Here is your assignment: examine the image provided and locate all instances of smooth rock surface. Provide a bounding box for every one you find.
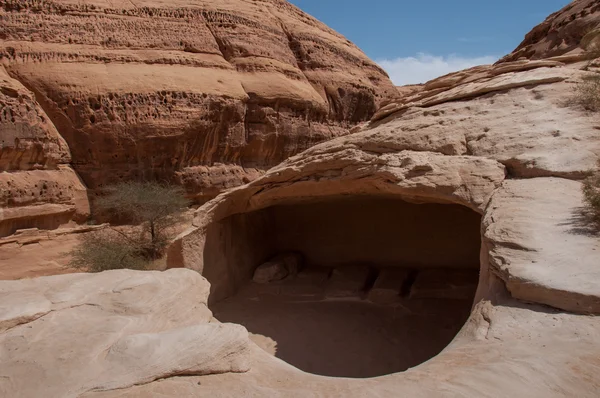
[86,294,600,397]
[0,269,251,398]
[370,63,600,179]
[484,178,600,314]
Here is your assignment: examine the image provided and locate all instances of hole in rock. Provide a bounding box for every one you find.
[207,196,481,378]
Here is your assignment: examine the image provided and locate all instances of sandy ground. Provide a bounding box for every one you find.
[212,283,473,378]
[0,210,194,280]
[0,233,80,279]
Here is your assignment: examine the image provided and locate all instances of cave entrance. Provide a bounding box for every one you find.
[206,196,481,378]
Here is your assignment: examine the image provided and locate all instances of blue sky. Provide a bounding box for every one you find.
[288,0,571,85]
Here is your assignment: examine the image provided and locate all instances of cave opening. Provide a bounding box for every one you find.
[206,196,481,378]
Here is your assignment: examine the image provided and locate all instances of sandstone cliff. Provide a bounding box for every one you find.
[0,65,89,237]
[2,1,600,397]
[0,0,396,235]
[500,0,600,62]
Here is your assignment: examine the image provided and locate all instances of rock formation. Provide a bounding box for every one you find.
[2,0,600,396]
[0,0,396,215]
[500,0,600,62]
[0,269,251,398]
[0,65,89,237]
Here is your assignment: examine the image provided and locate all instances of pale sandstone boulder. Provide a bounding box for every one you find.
[0,269,251,398]
[253,252,302,284]
[484,178,600,314]
[81,297,600,398]
[369,63,600,179]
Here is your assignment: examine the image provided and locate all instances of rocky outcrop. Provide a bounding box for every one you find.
[484,178,600,314]
[157,50,600,394]
[0,65,89,237]
[3,1,600,397]
[0,269,251,398]
[369,60,600,179]
[168,55,600,313]
[0,0,396,204]
[500,0,600,62]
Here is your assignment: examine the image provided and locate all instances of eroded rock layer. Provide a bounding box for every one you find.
[0,65,89,237]
[500,0,600,62]
[0,0,396,203]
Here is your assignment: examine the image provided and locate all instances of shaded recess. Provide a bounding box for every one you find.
[206,196,481,378]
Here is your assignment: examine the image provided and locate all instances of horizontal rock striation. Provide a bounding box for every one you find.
[0,65,89,237]
[500,0,600,62]
[0,0,396,203]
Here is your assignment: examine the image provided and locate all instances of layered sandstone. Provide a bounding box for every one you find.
[169,56,600,312]
[2,1,600,397]
[500,0,600,62]
[153,5,600,393]
[0,65,89,237]
[0,0,396,204]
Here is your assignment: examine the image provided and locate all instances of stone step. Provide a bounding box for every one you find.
[367,269,412,304]
[409,269,478,300]
[325,265,374,299]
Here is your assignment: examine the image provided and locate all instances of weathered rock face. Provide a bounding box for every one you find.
[0,65,89,237]
[500,0,600,62]
[171,53,600,310]
[370,60,600,179]
[0,0,396,204]
[3,2,600,397]
[159,9,600,393]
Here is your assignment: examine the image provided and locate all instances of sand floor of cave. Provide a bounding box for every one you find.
[212,277,474,378]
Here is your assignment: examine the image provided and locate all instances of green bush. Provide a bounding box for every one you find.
[69,181,189,272]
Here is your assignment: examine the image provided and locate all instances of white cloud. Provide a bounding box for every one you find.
[376,53,499,86]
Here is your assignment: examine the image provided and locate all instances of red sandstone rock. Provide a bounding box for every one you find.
[0,0,396,204]
[0,66,89,237]
[500,0,600,62]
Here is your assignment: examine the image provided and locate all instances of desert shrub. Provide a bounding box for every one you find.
[583,160,600,225]
[95,181,189,257]
[69,229,149,272]
[69,181,189,272]
[572,74,600,111]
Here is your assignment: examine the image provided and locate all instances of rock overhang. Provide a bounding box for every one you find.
[168,58,600,317]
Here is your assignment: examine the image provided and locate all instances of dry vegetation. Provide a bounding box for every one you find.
[69,181,189,272]
[583,160,600,226]
[572,74,600,111]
